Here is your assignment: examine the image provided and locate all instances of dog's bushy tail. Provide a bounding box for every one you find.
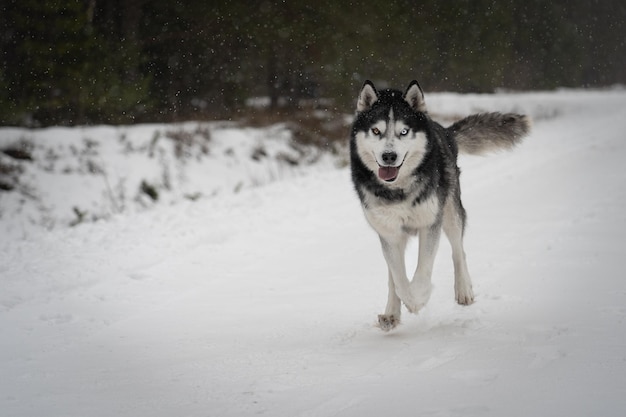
[447,112,531,155]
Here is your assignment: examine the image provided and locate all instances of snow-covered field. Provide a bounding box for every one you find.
[1,89,626,416]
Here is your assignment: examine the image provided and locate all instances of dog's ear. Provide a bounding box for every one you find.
[404,80,426,112]
[357,80,378,112]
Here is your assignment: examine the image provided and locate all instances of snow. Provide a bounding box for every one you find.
[1,89,626,416]
[0,121,340,236]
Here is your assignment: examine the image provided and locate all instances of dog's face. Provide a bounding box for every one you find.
[353,81,430,188]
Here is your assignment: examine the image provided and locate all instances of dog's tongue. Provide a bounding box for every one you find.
[378,166,399,181]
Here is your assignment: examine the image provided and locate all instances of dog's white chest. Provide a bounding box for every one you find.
[362,192,439,238]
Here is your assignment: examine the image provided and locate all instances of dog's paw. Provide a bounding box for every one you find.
[402,300,417,314]
[455,285,475,305]
[403,282,432,314]
[378,314,400,331]
[402,298,427,314]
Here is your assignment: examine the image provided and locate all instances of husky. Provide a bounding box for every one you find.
[350,80,530,331]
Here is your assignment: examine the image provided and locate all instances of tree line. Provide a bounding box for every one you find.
[1,0,625,127]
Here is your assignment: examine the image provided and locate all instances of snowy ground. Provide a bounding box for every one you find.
[1,89,626,416]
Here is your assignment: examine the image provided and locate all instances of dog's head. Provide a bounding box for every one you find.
[352,80,430,186]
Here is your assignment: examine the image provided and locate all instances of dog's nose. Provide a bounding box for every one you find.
[381,151,397,165]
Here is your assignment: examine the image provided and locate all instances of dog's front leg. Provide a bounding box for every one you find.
[378,269,402,331]
[408,225,442,312]
[379,236,422,315]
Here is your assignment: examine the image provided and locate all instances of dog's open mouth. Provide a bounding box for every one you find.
[378,166,399,182]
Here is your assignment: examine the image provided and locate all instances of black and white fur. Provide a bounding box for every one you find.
[350,80,530,331]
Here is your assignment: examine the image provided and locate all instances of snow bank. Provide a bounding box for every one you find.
[0,121,341,237]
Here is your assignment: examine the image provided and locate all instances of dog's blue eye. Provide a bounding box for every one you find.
[371,127,381,136]
[400,128,409,136]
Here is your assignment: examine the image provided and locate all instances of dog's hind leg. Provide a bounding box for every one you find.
[443,202,474,305]
[378,269,402,331]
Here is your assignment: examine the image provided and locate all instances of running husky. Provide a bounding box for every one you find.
[350,80,530,331]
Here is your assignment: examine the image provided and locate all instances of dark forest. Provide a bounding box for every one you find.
[1,0,625,126]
